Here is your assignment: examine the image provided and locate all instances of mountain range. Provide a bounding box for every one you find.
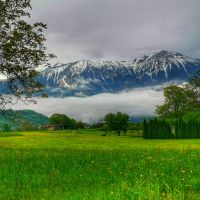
[1,50,200,97]
[38,50,200,97]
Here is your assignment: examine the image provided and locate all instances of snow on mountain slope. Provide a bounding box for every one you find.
[131,51,199,78]
[30,50,200,96]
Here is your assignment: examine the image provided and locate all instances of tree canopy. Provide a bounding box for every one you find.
[156,71,200,120]
[187,70,200,100]
[49,114,77,130]
[104,112,129,136]
[0,0,54,109]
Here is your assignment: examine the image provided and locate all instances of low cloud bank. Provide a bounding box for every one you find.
[9,87,164,123]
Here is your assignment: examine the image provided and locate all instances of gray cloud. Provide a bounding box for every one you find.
[30,0,200,62]
[8,87,164,123]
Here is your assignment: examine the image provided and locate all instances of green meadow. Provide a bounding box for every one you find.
[0,130,200,200]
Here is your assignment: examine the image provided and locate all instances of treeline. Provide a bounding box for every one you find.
[48,112,143,136]
[49,114,88,130]
[48,112,132,135]
[150,70,200,139]
[143,118,200,139]
[0,120,44,132]
[143,119,172,139]
[175,119,200,139]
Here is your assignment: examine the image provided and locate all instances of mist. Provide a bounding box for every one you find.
[9,87,164,123]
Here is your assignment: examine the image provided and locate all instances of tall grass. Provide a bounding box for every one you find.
[0,148,200,200]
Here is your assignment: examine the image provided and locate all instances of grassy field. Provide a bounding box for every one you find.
[0,130,200,200]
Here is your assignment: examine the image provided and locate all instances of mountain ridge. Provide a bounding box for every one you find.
[37,50,200,97]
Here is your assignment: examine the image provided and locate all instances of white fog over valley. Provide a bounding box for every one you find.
[9,87,164,123]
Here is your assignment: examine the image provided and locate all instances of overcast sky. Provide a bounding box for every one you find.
[30,0,200,63]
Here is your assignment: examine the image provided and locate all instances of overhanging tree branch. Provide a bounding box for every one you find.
[0,0,55,110]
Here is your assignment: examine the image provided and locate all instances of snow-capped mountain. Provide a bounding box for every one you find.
[37,50,200,97]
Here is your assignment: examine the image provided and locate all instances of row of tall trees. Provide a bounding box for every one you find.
[143,119,200,139]
[175,119,200,139]
[143,119,172,139]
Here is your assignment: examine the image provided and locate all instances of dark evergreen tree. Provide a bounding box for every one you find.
[143,118,172,139]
